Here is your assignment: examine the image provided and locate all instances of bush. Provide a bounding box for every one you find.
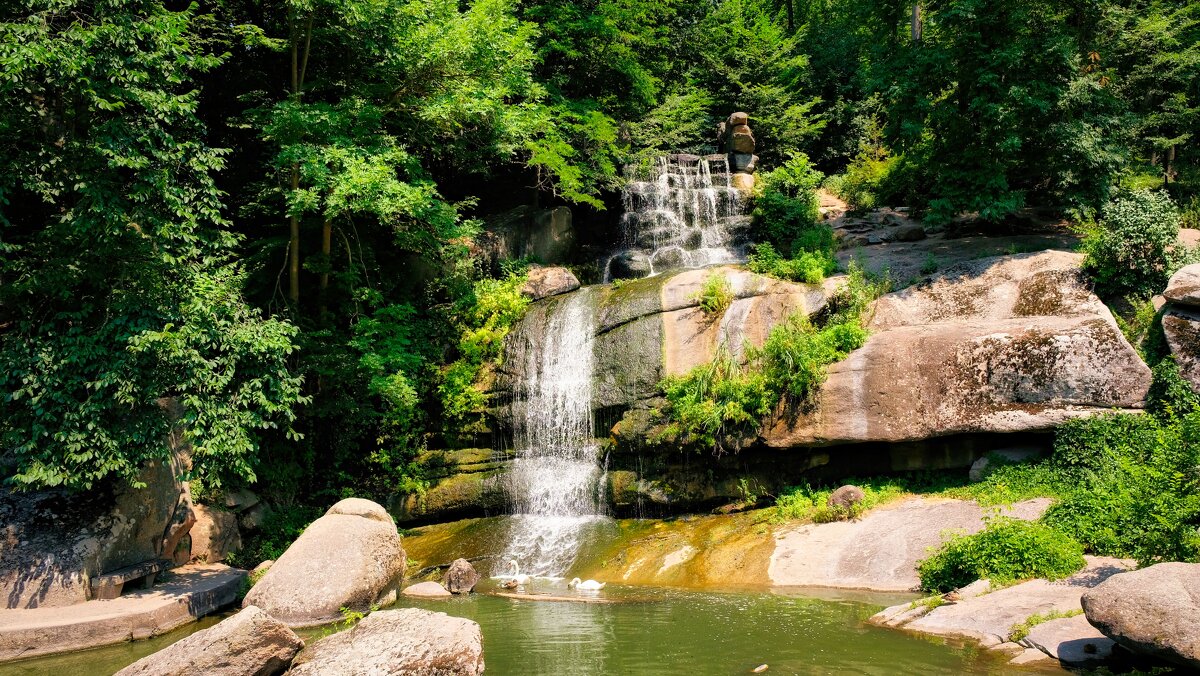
[747,242,831,284]
[1080,189,1183,298]
[756,313,866,406]
[693,271,734,315]
[659,351,774,453]
[753,154,825,253]
[917,518,1086,592]
[776,480,908,523]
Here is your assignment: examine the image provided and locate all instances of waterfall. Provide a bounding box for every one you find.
[502,288,606,577]
[606,154,751,280]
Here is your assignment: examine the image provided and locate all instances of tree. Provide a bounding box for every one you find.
[0,0,305,490]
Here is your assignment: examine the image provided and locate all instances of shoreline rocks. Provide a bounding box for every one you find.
[114,605,303,676]
[289,609,484,676]
[242,498,406,627]
[1081,562,1200,669]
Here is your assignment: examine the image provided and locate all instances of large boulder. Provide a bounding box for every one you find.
[289,609,484,676]
[521,266,580,301]
[114,605,303,676]
[1163,263,1200,306]
[765,251,1151,446]
[242,498,405,627]
[189,504,241,564]
[1162,307,1200,393]
[443,558,480,594]
[0,451,192,609]
[1081,562,1200,669]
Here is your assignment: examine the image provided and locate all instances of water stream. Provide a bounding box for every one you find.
[501,288,606,577]
[606,154,751,279]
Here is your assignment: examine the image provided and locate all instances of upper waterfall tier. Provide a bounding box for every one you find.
[607,154,752,280]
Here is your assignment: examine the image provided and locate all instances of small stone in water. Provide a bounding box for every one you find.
[752,665,768,673]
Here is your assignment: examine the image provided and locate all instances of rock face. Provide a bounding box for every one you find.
[521,266,580,301]
[475,206,576,267]
[765,251,1151,447]
[189,504,241,564]
[114,605,303,676]
[0,451,193,609]
[443,558,480,594]
[242,498,405,627]
[1160,265,1200,393]
[1081,562,1200,669]
[389,448,507,524]
[289,609,484,676]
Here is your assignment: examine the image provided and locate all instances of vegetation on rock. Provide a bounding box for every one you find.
[917,518,1087,593]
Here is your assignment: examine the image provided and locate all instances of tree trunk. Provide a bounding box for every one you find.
[911,4,922,42]
[1165,144,1175,186]
[319,217,332,316]
[284,13,314,308]
[785,0,794,33]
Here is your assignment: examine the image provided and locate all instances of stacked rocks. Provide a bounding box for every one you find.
[718,111,758,192]
[1161,264,1200,393]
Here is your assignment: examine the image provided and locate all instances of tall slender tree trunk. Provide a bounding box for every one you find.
[285,14,314,308]
[785,0,794,33]
[319,217,332,316]
[911,4,922,42]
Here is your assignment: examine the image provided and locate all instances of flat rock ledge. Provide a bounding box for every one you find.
[871,556,1131,668]
[769,496,1052,591]
[0,564,244,663]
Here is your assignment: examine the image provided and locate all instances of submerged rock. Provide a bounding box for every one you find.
[242,498,405,627]
[443,558,480,595]
[114,605,302,676]
[1081,562,1200,669]
[402,581,452,598]
[289,609,484,676]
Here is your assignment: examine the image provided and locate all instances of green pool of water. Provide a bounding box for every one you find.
[0,583,1058,675]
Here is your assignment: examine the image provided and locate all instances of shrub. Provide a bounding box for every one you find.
[1080,189,1182,298]
[753,154,825,253]
[775,480,908,523]
[693,271,734,315]
[917,518,1086,592]
[747,242,831,284]
[757,313,866,406]
[659,350,774,453]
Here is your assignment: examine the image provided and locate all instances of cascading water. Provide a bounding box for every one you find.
[606,154,751,280]
[501,288,606,577]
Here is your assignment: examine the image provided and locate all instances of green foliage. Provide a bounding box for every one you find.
[753,155,828,255]
[1081,190,1185,298]
[1115,296,1166,363]
[1009,609,1082,643]
[438,272,531,436]
[747,242,830,285]
[917,518,1086,593]
[226,504,320,569]
[757,313,866,406]
[0,0,305,490]
[775,481,908,523]
[693,272,734,316]
[659,351,774,453]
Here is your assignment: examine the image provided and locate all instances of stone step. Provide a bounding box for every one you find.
[0,563,245,663]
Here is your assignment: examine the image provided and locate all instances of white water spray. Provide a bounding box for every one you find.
[606,154,751,279]
[501,288,606,577]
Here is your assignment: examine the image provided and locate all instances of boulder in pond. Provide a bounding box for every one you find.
[443,558,480,594]
[289,609,484,676]
[242,498,405,627]
[1081,562,1200,669]
[114,605,303,676]
[521,266,580,301]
